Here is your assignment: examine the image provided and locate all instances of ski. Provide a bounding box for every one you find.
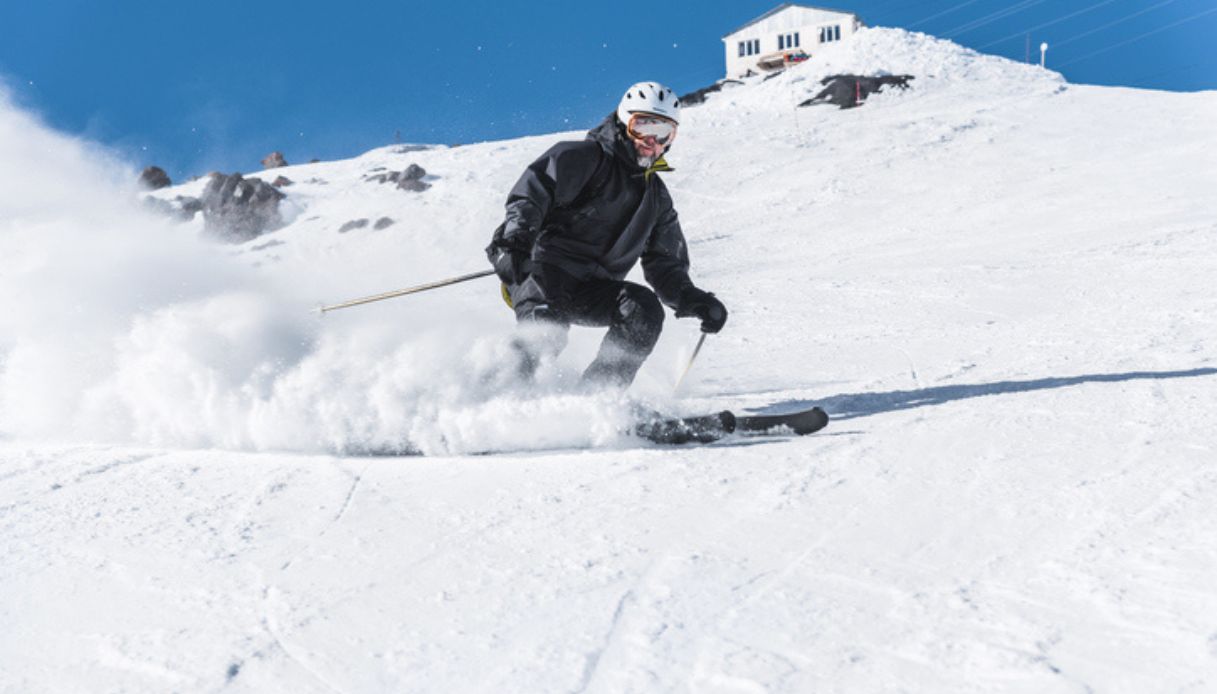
[634,406,829,444]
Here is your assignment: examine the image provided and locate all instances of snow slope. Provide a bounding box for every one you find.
[3,28,1217,692]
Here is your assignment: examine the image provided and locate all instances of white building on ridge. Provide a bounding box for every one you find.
[722,4,864,78]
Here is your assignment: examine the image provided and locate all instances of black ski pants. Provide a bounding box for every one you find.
[510,263,665,387]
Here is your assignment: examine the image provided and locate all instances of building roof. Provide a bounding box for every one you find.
[722,3,858,39]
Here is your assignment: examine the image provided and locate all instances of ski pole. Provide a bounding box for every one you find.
[317,269,496,314]
[674,332,708,392]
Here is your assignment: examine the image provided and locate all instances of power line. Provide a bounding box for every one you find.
[907,0,985,29]
[1052,0,1179,50]
[1057,6,1217,68]
[942,0,1053,38]
[977,0,1121,50]
[860,0,926,17]
[942,0,1042,36]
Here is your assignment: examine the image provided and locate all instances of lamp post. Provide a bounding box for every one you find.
[1040,42,1049,68]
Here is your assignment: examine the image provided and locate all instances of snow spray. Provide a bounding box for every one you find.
[0,90,634,455]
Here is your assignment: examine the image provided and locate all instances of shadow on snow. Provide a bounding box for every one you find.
[757,367,1217,421]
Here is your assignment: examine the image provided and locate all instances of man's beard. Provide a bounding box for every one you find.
[636,153,659,168]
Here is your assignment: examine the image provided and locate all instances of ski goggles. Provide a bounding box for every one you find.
[627,114,678,145]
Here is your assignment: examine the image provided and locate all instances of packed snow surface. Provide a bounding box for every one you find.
[2,28,1216,692]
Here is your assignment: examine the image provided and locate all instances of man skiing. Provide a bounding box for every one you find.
[486,81,727,388]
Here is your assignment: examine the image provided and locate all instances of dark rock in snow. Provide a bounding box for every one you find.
[180,196,203,213]
[679,79,743,107]
[397,178,430,192]
[200,173,286,242]
[261,151,288,169]
[338,218,369,233]
[373,216,395,230]
[143,194,203,221]
[799,74,915,109]
[139,166,172,190]
[250,239,285,251]
[272,175,293,187]
[365,164,431,192]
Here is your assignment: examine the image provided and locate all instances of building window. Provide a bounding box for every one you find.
[835,25,841,41]
[820,25,841,43]
[778,35,785,50]
[752,39,760,55]
[739,41,745,57]
[779,32,800,50]
[794,32,800,47]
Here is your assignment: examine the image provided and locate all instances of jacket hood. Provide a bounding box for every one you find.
[587,114,646,172]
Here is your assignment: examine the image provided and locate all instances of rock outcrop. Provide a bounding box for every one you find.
[200,173,286,242]
[678,79,743,107]
[338,219,368,233]
[261,151,288,169]
[139,166,172,190]
[143,195,201,221]
[799,74,915,109]
[364,164,431,192]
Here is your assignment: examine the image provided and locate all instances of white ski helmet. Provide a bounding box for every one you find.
[616,81,681,127]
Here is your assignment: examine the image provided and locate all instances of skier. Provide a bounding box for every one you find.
[486,81,727,388]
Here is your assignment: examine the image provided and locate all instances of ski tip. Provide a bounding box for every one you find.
[735,405,829,436]
[792,407,829,435]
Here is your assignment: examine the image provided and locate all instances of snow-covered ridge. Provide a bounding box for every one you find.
[808,27,1059,85]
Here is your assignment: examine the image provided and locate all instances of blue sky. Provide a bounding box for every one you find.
[1,0,1212,178]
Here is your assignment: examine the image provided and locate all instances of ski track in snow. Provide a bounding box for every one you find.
[3,26,1217,693]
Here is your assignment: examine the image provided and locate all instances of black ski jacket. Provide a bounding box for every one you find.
[493,114,693,308]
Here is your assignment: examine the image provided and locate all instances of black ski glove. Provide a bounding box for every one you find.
[676,286,728,334]
[489,244,531,286]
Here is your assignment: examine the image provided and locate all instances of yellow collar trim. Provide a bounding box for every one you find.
[644,157,673,181]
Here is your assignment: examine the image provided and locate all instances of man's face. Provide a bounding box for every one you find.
[632,134,666,160]
[626,114,677,162]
